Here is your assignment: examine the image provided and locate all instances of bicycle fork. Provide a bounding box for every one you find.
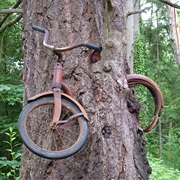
[51,61,63,128]
[51,61,85,129]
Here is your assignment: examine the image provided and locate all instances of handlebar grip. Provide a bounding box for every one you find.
[85,42,102,51]
[32,25,46,33]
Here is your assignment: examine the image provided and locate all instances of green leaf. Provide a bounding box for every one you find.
[3,141,10,145]
[9,127,13,133]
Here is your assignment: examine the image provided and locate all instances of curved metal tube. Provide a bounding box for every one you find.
[32,25,102,52]
[127,74,164,132]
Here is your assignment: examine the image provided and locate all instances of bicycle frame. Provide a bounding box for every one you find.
[27,24,102,128]
[28,58,89,128]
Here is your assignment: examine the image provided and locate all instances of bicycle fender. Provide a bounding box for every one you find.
[28,91,54,102]
[28,91,89,121]
[127,74,164,109]
[127,74,164,132]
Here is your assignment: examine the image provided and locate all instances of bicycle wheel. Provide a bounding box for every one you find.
[18,95,88,159]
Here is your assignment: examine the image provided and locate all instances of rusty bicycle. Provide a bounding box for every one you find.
[18,25,163,160]
[18,25,102,159]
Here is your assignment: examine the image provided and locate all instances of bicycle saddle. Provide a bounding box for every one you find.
[127,74,164,132]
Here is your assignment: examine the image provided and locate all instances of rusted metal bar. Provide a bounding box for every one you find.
[53,62,63,89]
[127,74,164,132]
[32,25,102,52]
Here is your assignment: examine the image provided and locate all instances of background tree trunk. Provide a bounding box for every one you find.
[20,0,151,179]
[166,1,180,68]
[126,0,140,73]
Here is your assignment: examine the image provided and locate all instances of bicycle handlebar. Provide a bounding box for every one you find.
[32,25,46,33]
[32,25,102,52]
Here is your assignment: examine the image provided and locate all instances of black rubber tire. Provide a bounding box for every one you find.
[18,96,88,159]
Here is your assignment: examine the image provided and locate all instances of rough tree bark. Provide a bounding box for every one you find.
[20,0,151,179]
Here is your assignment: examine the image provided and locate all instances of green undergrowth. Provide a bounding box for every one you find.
[148,154,180,180]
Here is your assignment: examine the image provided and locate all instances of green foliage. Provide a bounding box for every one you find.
[0,83,23,135]
[0,0,17,8]
[134,34,147,75]
[0,127,22,180]
[0,84,23,105]
[0,2,23,179]
[134,0,180,173]
[177,10,180,23]
[162,128,180,169]
[148,154,180,180]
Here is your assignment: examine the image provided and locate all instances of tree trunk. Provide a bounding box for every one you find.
[20,0,151,179]
[167,121,172,161]
[126,0,140,73]
[166,1,180,68]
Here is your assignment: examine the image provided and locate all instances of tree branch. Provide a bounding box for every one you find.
[12,0,22,8]
[0,9,23,14]
[0,0,22,27]
[159,0,180,9]
[127,9,146,17]
[0,14,22,33]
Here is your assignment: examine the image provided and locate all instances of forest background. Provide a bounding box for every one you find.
[0,0,180,179]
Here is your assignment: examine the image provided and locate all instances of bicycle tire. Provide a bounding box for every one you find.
[18,95,88,159]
